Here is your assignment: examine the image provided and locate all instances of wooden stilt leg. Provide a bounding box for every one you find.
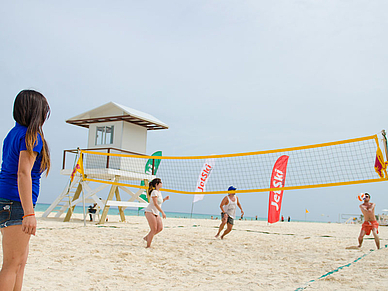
[115,188,126,222]
[64,182,83,222]
[99,176,119,224]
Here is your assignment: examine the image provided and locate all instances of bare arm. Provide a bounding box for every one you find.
[360,203,375,213]
[220,196,228,213]
[359,204,367,215]
[359,203,377,222]
[237,197,244,216]
[18,150,37,235]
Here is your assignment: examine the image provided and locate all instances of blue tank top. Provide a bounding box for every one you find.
[0,123,43,204]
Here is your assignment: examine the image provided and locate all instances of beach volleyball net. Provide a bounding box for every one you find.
[76,133,388,195]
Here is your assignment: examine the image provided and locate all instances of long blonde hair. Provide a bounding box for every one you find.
[147,178,162,201]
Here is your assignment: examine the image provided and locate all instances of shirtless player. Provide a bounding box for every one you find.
[358,193,380,249]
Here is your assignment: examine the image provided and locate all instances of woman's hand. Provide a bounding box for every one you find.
[22,215,37,235]
[163,195,170,202]
[161,211,166,219]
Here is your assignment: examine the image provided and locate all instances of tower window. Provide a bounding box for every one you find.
[95,126,114,145]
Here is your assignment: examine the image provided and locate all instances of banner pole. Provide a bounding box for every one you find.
[190,202,194,219]
[82,181,86,227]
[77,148,86,227]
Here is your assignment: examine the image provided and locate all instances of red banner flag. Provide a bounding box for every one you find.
[70,155,84,183]
[375,146,387,179]
[268,155,289,224]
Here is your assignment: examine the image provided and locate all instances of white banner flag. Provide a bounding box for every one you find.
[193,158,215,203]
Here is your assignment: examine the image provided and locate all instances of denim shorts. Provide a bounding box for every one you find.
[0,198,25,228]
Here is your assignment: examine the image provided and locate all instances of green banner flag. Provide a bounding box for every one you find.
[139,151,162,203]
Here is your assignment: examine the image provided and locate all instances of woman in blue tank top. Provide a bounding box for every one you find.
[0,90,50,290]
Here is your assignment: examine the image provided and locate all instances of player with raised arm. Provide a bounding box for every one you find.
[358,193,380,249]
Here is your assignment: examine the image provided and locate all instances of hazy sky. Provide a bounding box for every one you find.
[1,1,387,222]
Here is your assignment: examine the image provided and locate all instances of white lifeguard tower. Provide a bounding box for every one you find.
[43,102,168,223]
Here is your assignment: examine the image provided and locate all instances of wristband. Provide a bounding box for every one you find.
[22,213,35,219]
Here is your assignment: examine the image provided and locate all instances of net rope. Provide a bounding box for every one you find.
[77,134,387,195]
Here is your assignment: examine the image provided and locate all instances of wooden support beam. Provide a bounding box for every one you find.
[144,179,149,187]
[63,182,83,222]
[98,176,119,224]
[115,187,126,222]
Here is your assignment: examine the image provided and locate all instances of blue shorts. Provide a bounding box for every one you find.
[0,198,26,228]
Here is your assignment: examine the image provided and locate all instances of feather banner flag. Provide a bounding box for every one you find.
[268,155,289,223]
[139,151,162,203]
[193,158,215,203]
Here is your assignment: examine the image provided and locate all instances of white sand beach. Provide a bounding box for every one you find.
[2,212,387,291]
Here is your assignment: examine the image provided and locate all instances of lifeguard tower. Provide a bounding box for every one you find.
[43,102,168,223]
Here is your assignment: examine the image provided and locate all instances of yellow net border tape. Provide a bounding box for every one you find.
[80,134,379,160]
[77,134,388,195]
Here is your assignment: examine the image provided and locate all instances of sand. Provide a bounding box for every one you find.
[1,212,387,290]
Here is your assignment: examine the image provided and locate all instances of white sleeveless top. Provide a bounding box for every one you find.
[144,190,163,216]
[224,195,238,219]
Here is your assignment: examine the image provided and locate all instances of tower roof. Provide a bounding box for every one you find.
[66,101,168,130]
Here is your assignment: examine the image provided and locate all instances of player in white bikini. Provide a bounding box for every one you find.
[143,178,170,248]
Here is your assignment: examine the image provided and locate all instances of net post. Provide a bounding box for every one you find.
[106,148,110,168]
[62,150,66,170]
[382,130,388,163]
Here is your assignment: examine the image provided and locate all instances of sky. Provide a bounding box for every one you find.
[0,1,387,222]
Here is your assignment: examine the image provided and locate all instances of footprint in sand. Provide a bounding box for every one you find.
[345,246,360,250]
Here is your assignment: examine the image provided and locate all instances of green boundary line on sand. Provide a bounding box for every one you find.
[295,244,388,290]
